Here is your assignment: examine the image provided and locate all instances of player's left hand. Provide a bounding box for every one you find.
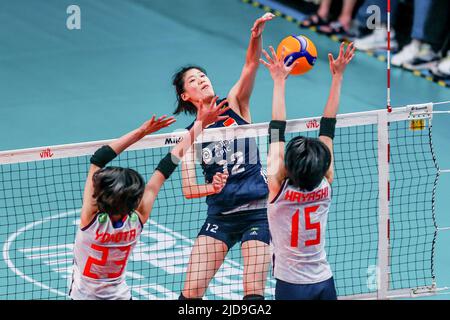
[251,12,275,38]
[328,42,355,77]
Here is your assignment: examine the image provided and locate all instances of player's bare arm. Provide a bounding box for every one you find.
[138,97,230,223]
[260,45,297,201]
[181,97,230,199]
[319,42,355,184]
[227,13,275,123]
[80,115,176,228]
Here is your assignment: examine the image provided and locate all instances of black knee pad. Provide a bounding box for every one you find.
[179,292,203,300]
[243,294,265,300]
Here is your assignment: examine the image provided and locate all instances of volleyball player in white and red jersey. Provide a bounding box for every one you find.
[69,101,229,300]
[260,42,355,300]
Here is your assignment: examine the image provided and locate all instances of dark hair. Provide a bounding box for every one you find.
[284,136,331,191]
[92,167,145,216]
[172,65,207,115]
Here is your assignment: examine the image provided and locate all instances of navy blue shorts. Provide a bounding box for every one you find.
[275,277,337,300]
[197,209,270,250]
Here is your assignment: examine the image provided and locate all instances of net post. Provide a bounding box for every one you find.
[377,110,390,299]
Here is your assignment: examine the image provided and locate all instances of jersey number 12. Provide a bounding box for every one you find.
[218,151,245,175]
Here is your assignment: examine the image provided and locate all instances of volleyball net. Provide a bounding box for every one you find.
[0,104,446,299]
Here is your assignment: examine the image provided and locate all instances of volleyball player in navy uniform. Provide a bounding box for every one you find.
[172,13,275,300]
[260,42,355,300]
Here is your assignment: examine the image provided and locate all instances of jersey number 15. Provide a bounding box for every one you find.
[290,205,321,248]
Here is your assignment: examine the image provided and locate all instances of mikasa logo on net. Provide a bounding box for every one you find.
[164,136,183,145]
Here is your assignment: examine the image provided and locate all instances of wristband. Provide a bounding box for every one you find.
[269,120,287,144]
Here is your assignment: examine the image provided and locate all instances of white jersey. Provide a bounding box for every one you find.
[69,212,143,300]
[268,178,332,284]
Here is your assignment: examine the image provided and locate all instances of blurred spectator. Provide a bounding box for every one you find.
[430,33,450,80]
[353,0,399,51]
[300,0,358,37]
[393,0,448,70]
[354,0,449,71]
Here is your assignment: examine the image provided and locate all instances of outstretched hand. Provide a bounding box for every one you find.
[196,96,230,128]
[259,46,298,81]
[140,115,176,136]
[251,12,275,38]
[328,42,355,77]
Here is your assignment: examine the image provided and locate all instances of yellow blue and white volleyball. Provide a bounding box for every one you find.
[276,35,318,75]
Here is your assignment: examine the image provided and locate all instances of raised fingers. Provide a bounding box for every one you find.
[269,46,277,61]
[328,53,335,74]
[280,46,286,62]
[208,96,219,108]
[261,12,275,21]
[161,118,176,128]
[156,116,176,129]
[148,115,156,124]
[338,42,345,59]
[156,115,168,122]
[259,58,271,68]
[285,60,298,73]
[344,42,354,59]
[347,46,356,62]
[215,98,228,110]
[262,49,274,64]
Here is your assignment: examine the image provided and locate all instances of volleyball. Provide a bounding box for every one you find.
[276,35,317,75]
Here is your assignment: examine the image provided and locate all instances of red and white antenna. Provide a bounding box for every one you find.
[387,0,392,112]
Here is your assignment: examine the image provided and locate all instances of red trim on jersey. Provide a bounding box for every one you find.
[270,179,289,204]
[81,213,100,231]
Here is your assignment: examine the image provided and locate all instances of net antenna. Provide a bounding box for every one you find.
[387,0,392,113]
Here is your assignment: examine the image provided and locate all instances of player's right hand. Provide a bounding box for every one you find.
[212,170,229,194]
[328,42,355,77]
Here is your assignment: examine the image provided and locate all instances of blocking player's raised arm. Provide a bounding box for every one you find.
[260,46,297,199]
[319,42,355,184]
[80,115,176,228]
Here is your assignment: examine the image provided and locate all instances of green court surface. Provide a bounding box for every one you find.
[0,0,449,299]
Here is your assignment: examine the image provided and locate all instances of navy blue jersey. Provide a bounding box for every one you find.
[186,100,268,216]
